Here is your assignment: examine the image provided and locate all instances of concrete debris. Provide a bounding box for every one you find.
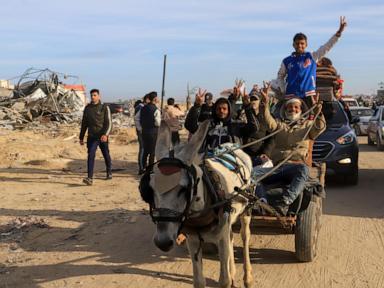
[0,68,87,129]
[1,68,158,132]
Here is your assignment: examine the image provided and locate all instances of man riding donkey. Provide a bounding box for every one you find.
[142,87,274,288]
[186,86,273,162]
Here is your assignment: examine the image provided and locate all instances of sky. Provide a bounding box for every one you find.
[1,0,384,101]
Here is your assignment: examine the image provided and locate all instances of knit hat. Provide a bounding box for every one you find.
[285,98,302,106]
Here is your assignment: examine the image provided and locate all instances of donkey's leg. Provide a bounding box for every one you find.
[218,223,233,288]
[240,211,254,288]
[186,236,205,288]
[228,230,237,287]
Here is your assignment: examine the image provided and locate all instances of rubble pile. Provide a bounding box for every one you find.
[0,68,87,130]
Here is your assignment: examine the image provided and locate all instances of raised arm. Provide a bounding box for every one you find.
[260,82,279,132]
[184,88,206,134]
[312,16,347,62]
[308,94,326,139]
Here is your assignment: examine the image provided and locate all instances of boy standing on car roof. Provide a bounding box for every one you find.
[273,16,347,105]
[79,89,112,186]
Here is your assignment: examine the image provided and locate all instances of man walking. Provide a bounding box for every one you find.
[79,89,112,185]
[139,91,161,171]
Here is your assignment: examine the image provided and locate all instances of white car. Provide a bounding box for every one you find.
[342,97,359,107]
[349,107,374,135]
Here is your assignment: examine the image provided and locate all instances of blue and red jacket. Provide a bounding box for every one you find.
[283,52,317,98]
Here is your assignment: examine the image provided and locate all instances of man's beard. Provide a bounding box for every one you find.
[285,111,301,121]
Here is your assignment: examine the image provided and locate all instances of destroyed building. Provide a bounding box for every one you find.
[0,68,88,129]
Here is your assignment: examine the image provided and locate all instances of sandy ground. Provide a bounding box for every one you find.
[0,127,383,288]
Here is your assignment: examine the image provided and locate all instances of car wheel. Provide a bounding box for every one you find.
[344,165,359,185]
[377,133,384,151]
[367,133,374,145]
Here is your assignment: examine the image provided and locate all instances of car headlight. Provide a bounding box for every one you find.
[336,131,356,145]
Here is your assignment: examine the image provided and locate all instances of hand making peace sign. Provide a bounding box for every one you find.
[195,88,207,105]
[336,16,347,37]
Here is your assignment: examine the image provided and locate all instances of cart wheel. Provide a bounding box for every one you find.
[294,197,322,262]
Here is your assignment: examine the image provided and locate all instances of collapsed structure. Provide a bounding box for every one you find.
[0,68,87,129]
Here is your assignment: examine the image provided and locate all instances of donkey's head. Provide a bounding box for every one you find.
[140,120,209,252]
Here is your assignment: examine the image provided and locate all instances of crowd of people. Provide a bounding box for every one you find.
[78,17,347,215]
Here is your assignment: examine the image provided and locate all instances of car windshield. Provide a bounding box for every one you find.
[343,99,358,107]
[350,109,374,117]
[322,101,348,128]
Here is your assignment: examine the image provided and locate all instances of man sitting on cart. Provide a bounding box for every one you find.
[254,83,326,215]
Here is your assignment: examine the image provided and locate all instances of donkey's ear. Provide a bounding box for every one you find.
[178,120,210,165]
[155,120,171,160]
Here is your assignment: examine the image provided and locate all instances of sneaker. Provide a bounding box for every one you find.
[106,173,112,180]
[83,177,93,186]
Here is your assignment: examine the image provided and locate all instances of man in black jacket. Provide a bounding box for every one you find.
[186,89,273,159]
[138,91,161,171]
[186,89,261,151]
[242,95,274,165]
[79,89,112,185]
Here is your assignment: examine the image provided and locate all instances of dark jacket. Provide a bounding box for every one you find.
[185,103,213,134]
[200,98,256,151]
[140,103,160,134]
[80,102,112,140]
[242,106,274,158]
[228,94,244,120]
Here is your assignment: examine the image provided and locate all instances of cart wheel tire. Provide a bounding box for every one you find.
[368,134,374,145]
[344,165,359,186]
[295,197,322,262]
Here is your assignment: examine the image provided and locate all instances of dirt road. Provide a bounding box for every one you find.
[0,129,383,288]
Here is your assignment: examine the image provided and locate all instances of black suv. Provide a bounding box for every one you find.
[313,101,359,185]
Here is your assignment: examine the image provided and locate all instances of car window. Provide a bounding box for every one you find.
[343,99,358,107]
[322,102,348,127]
[371,109,379,119]
[382,110,384,121]
[350,109,373,117]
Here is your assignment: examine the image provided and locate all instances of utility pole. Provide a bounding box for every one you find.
[186,82,192,110]
[161,54,167,112]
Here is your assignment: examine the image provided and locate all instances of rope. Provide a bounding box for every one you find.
[211,103,320,158]
[252,106,323,185]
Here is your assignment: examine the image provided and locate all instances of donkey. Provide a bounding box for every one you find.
[140,120,254,288]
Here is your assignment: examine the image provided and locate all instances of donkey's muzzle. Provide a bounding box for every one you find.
[154,235,174,252]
